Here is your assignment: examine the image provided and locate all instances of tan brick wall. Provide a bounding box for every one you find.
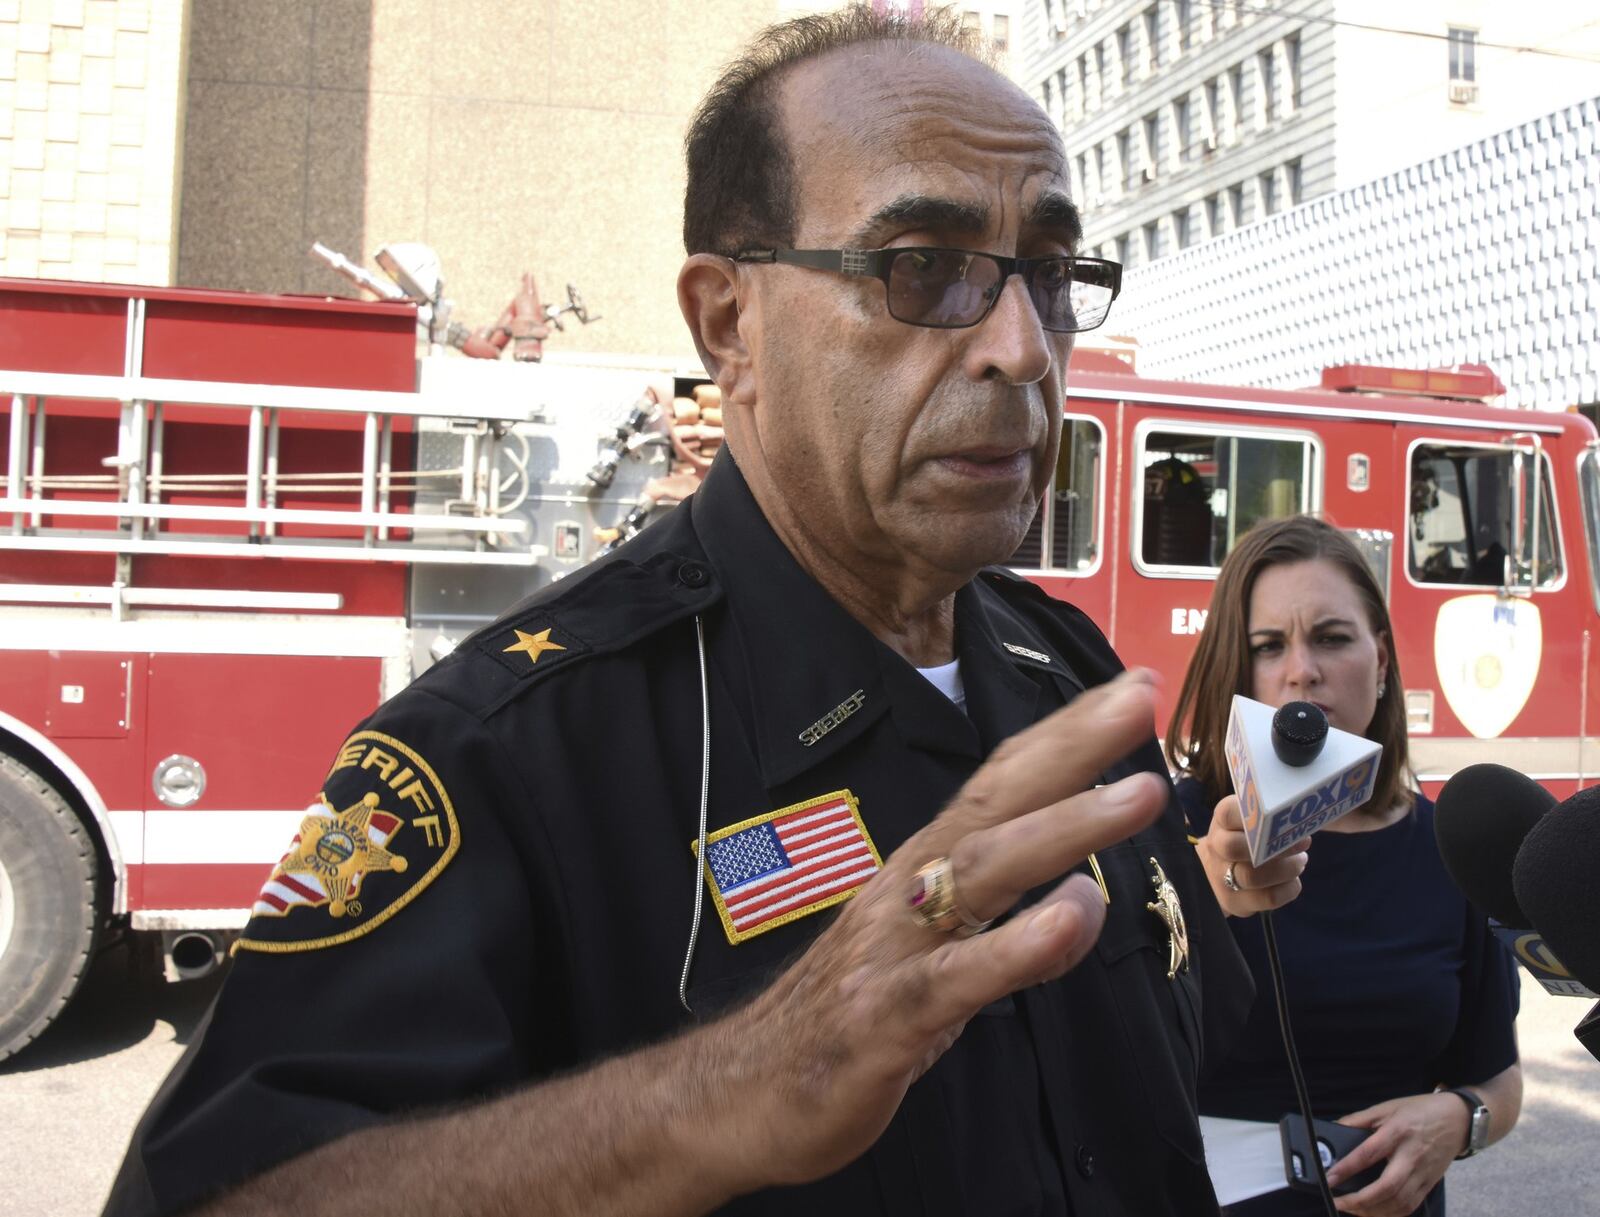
[0,0,188,284]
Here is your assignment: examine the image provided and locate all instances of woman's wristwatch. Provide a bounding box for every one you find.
[1445,1087,1491,1158]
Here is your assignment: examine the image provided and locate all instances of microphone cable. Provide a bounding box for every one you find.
[1260,908,1339,1217]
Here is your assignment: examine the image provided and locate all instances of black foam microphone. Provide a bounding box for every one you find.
[1434,763,1555,928]
[1436,765,1595,1000]
[1271,701,1328,767]
[1513,786,1600,995]
[1577,1003,1600,1066]
[1514,786,1600,1063]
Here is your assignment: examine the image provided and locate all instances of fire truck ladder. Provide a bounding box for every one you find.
[2,369,545,611]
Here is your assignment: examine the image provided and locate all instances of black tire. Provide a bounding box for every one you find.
[0,754,100,1063]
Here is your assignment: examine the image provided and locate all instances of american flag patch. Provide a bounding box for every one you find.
[694,790,882,945]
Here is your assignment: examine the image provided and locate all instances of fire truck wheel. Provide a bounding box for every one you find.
[0,754,101,1064]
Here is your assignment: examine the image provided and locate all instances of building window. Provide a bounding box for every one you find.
[1143,220,1160,262]
[1116,232,1132,266]
[1286,158,1302,207]
[1078,54,1090,112]
[1042,77,1055,121]
[1143,5,1160,71]
[1174,95,1192,163]
[1118,129,1135,191]
[1173,0,1191,53]
[962,10,981,34]
[1229,181,1246,226]
[1173,207,1193,249]
[1095,42,1108,106]
[993,13,1010,54]
[1285,33,1302,112]
[1203,78,1220,148]
[1258,47,1277,123]
[1206,193,1223,236]
[1142,112,1160,179]
[1095,144,1108,200]
[1227,63,1245,138]
[1449,26,1476,81]
[1059,66,1072,118]
[1259,168,1279,216]
[1076,152,1090,201]
[1117,23,1133,89]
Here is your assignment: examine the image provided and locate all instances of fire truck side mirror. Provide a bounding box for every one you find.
[1502,437,1544,598]
[1342,529,1393,604]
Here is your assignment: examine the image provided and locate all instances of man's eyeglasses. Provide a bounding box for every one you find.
[731,247,1122,334]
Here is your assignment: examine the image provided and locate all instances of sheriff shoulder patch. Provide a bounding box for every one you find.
[692,790,882,946]
[234,731,460,955]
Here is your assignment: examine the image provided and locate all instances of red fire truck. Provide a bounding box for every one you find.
[0,276,703,1060]
[2,277,1597,1061]
[1021,351,1599,803]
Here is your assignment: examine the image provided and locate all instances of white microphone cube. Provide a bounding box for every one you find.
[1224,695,1383,865]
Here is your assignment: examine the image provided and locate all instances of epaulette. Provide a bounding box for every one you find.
[979,564,1094,623]
[416,549,721,721]
[978,565,1120,686]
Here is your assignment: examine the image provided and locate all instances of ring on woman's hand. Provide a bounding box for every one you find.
[1222,861,1243,894]
[910,856,992,937]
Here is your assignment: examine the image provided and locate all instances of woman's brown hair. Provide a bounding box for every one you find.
[1164,514,1413,817]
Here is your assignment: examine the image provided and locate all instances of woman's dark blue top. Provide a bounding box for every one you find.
[1178,779,1520,1216]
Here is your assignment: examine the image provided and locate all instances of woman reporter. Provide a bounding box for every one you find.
[1167,515,1521,1217]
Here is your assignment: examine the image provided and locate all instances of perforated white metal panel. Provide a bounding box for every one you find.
[1113,96,1600,410]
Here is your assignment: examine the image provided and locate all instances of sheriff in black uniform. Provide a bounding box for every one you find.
[106,11,1251,1217]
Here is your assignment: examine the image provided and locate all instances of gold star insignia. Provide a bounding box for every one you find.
[1145,857,1190,980]
[503,627,566,665]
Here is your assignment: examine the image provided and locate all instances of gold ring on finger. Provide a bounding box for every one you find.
[910,856,992,937]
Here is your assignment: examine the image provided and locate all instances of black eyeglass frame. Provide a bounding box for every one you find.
[731,247,1124,333]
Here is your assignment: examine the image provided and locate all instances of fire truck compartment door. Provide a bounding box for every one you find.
[44,653,135,739]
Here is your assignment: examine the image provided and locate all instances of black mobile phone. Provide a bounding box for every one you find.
[1278,1114,1385,1196]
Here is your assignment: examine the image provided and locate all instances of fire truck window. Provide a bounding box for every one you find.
[1408,445,1563,587]
[1008,418,1102,571]
[1138,430,1313,570]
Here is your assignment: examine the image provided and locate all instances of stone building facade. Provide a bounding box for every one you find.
[1022,0,1600,269]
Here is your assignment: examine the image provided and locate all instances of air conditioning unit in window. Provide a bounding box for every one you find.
[1202,133,1218,153]
[1052,16,1069,36]
[1449,81,1479,104]
[1140,165,1157,183]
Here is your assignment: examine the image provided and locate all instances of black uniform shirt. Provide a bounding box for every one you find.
[105,453,1251,1217]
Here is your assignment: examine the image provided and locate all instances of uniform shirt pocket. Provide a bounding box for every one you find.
[1090,840,1205,1162]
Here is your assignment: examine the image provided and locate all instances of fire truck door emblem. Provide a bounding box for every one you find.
[1433,594,1543,740]
[236,732,459,955]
